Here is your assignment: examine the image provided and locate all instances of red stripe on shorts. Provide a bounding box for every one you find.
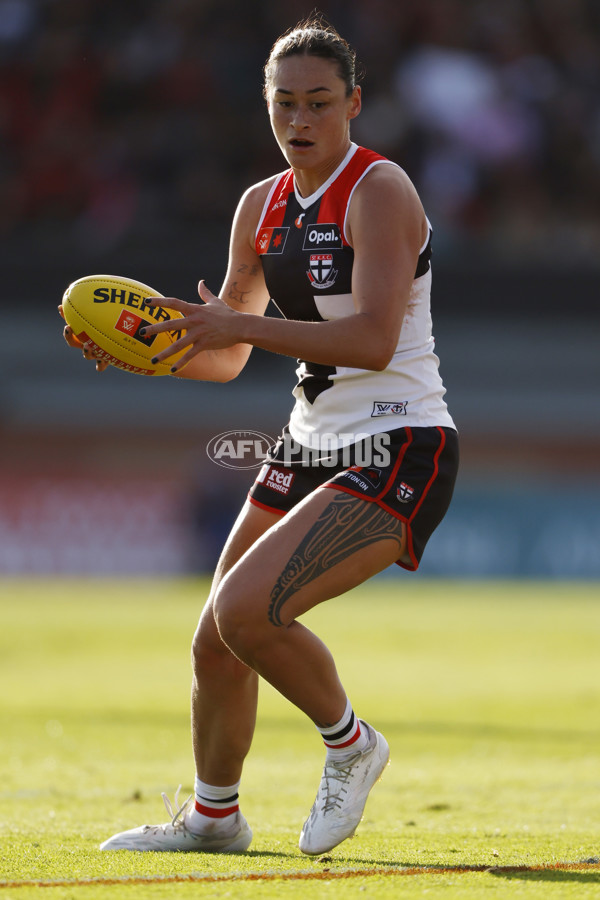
[247,495,287,516]
[375,427,413,500]
[408,426,446,524]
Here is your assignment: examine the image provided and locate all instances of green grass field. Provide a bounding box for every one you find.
[1,577,599,899]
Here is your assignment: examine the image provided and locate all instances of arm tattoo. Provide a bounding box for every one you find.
[268,493,404,626]
[237,263,260,276]
[228,281,252,305]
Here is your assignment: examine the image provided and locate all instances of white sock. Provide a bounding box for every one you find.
[316,697,370,761]
[186,777,241,834]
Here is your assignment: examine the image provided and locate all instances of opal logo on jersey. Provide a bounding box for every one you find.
[307,254,338,289]
[302,223,343,250]
[371,401,408,417]
[206,431,274,469]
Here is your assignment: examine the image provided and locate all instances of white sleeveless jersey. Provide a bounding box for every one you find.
[255,143,455,449]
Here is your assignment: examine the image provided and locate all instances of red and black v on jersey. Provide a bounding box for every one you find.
[257,144,393,323]
[255,144,431,320]
[253,143,453,444]
[255,144,433,405]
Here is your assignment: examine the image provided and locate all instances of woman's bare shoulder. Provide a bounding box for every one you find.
[238,172,284,218]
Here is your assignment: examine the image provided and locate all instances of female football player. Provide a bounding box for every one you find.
[64,17,458,855]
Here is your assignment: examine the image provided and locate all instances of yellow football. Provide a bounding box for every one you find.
[61,274,186,375]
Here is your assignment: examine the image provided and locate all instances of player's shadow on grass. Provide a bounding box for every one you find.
[491,870,600,885]
[336,858,600,884]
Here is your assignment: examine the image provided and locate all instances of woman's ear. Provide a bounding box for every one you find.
[348,85,361,121]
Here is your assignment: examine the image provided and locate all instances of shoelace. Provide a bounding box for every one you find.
[320,754,361,814]
[143,785,193,835]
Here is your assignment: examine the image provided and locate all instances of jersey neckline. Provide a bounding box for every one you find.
[293,142,359,210]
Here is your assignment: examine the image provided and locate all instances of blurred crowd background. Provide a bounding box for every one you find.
[1,0,599,578]
[2,0,600,264]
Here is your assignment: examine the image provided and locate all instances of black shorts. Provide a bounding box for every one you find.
[248,425,459,571]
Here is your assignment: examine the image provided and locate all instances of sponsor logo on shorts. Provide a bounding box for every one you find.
[206,431,274,469]
[307,254,338,289]
[114,310,156,346]
[372,401,408,418]
[257,226,289,254]
[341,471,370,492]
[396,482,415,503]
[363,467,382,487]
[345,465,382,489]
[256,465,295,495]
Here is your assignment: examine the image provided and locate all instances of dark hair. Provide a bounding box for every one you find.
[263,15,359,98]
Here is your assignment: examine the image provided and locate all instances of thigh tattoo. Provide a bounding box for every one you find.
[268,493,404,626]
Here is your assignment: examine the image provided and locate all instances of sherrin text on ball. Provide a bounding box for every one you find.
[61,274,186,375]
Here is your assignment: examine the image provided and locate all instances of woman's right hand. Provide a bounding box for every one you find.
[58,304,110,372]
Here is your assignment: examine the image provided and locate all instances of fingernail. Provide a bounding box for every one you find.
[151,357,158,364]
[139,328,146,336]
[170,366,178,374]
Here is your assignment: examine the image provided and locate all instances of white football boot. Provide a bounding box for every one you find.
[100,787,252,853]
[299,721,389,855]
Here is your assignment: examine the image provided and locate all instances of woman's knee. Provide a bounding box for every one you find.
[212,573,269,663]
[191,600,242,677]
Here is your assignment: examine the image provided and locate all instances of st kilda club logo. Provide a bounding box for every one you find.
[396,482,415,503]
[307,254,338,289]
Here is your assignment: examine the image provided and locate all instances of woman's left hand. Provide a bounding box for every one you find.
[141,280,244,373]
